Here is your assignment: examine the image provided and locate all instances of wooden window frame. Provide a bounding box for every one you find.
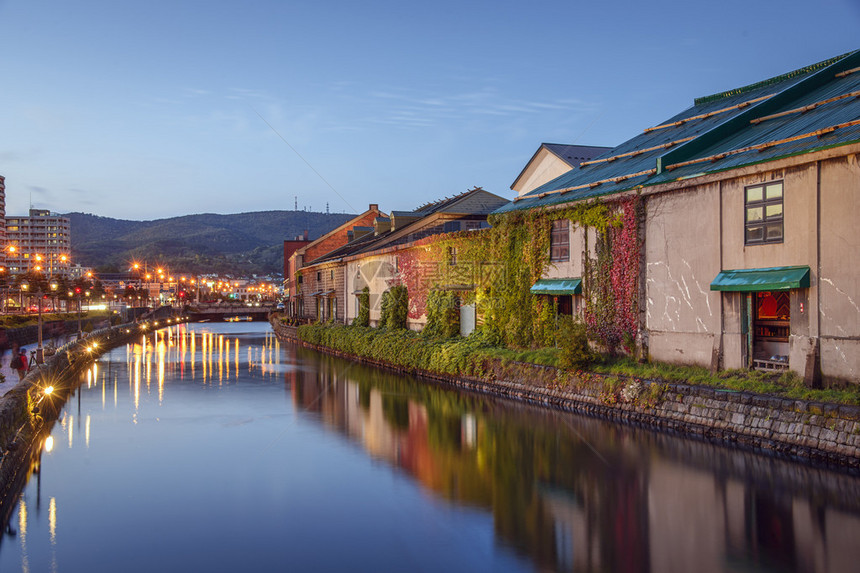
[550,219,570,262]
[745,181,784,245]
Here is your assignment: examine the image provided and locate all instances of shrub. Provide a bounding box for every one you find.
[354,287,370,327]
[379,290,392,328]
[380,285,408,329]
[423,290,459,339]
[557,316,593,370]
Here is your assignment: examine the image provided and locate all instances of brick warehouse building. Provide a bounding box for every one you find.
[284,204,385,320]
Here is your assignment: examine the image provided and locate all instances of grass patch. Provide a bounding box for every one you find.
[476,346,560,367]
[592,356,860,405]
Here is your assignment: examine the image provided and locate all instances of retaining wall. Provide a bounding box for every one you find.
[271,319,860,469]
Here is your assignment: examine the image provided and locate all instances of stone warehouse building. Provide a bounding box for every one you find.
[496,50,860,385]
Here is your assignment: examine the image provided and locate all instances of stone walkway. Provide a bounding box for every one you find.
[0,351,25,395]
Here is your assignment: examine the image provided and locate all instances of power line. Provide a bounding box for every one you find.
[252,107,357,213]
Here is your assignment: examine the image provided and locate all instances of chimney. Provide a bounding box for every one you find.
[369,203,378,212]
[303,229,309,240]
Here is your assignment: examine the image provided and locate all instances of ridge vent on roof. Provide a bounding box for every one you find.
[412,189,472,212]
[693,52,852,106]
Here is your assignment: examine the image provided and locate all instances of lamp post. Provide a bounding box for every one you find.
[0,267,6,314]
[35,279,59,364]
[20,282,28,315]
[132,262,144,307]
[24,278,58,364]
[75,287,83,339]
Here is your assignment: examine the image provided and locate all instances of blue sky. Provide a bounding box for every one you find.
[0,0,857,220]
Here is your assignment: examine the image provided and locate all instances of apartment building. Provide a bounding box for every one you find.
[5,209,71,276]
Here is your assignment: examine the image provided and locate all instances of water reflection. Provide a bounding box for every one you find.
[116,323,282,396]
[287,346,860,573]
[1,325,292,557]
[1,324,858,572]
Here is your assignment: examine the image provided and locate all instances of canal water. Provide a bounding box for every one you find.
[0,322,858,572]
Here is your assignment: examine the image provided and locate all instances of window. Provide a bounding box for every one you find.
[316,271,322,281]
[550,220,570,262]
[448,246,458,266]
[745,181,783,245]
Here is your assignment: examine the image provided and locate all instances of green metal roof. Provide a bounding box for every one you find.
[494,50,860,216]
[530,278,582,295]
[709,266,810,292]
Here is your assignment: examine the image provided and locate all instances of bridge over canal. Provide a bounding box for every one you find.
[185,303,275,322]
[139,303,275,323]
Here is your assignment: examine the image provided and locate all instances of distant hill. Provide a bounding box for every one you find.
[67,211,356,276]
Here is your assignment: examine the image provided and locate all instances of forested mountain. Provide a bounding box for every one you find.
[67,210,355,276]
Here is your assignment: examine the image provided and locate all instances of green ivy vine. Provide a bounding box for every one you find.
[362,195,640,356]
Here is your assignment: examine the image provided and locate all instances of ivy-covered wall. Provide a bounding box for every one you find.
[392,196,643,352]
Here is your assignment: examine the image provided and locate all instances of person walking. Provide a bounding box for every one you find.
[11,348,28,381]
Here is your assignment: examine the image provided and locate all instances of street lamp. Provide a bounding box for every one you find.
[24,278,58,364]
[57,254,69,277]
[75,287,83,339]
[0,267,6,314]
[20,282,28,314]
[37,280,58,363]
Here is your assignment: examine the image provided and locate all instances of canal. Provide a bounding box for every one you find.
[0,322,858,572]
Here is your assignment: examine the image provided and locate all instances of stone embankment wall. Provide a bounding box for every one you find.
[1,316,112,349]
[0,323,143,523]
[271,319,860,468]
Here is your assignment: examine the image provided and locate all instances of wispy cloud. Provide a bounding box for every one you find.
[182,88,212,98]
[226,87,270,101]
[351,85,599,131]
[68,188,97,206]
[0,150,23,162]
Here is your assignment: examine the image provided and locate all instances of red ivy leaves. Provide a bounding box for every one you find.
[584,196,639,353]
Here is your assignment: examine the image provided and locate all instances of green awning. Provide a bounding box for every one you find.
[710,266,810,292]
[530,278,582,296]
